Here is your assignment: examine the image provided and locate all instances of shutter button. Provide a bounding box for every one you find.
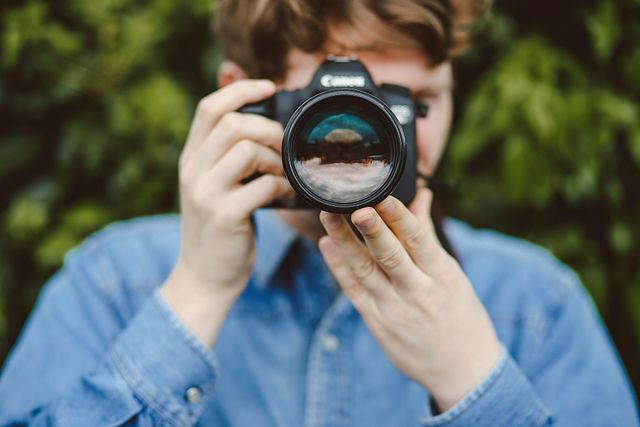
[185,386,203,404]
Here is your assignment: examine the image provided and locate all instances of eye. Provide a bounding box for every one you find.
[418,91,441,105]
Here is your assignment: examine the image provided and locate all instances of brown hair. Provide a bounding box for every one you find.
[215,0,490,81]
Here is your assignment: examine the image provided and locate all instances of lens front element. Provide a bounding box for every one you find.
[294,106,393,203]
[283,90,406,213]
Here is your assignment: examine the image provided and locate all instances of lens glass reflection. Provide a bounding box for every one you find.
[293,106,392,203]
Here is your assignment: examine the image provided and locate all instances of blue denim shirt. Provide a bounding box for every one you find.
[0,210,637,426]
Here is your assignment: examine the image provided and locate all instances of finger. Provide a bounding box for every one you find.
[319,236,386,335]
[319,211,392,298]
[318,236,370,308]
[408,187,437,236]
[227,175,294,216]
[207,139,283,188]
[195,112,283,172]
[375,191,442,272]
[185,79,276,155]
[350,207,418,284]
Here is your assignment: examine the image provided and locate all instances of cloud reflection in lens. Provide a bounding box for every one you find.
[294,110,392,203]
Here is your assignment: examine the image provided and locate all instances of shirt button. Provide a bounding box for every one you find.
[185,386,203,404]
[321,334,339,353]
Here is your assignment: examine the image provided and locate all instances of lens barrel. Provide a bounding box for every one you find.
[282,89,406,213]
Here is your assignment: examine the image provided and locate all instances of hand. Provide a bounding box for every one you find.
[161,80,294,347]
[318,188,501,410]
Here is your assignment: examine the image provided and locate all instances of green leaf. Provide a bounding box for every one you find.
[109,74,191,141]
[2,2,47,67]
[585,1,622,64]
[610,221,633,254]
[5,197,49,242]
[35,228,79,268]
[62,203,114,234]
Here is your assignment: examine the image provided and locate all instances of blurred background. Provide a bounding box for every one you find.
[0,0,638,396]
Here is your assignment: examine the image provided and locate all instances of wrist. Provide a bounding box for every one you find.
[426,338,502,411]
[160,261,242,348]
[167,259,244,300]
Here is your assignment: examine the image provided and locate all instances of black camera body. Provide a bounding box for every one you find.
[241,56,427,213]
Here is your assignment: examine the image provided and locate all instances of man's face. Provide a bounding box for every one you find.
[280,48,454,179]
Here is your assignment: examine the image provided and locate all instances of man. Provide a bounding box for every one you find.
[0,0,637,425]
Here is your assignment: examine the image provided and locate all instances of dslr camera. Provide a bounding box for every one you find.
[241,56,427,213]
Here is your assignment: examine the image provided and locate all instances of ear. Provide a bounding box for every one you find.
[218,60,249,87]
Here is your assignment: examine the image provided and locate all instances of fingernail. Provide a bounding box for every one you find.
[354,212,375,230]
[322,213,342,230]
[379,198,396,215]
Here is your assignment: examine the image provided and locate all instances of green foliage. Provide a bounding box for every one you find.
[0,0,216,353]
[440,0,640,391]
[0,0,638,396]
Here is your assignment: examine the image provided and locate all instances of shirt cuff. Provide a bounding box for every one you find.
[419,345,553,427]
[108,290,218,425]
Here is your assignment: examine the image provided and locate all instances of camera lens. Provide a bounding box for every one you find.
[282,90,406,213]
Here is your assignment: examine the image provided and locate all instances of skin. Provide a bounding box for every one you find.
[160,33,501,411]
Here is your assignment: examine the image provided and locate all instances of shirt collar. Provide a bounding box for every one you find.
[252,209,299,290]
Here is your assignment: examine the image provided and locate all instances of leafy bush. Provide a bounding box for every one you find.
[1,0,638,394]
[440,0,640,392]
[0,0,215,354]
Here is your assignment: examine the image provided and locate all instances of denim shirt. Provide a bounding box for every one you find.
[0,210,637,426]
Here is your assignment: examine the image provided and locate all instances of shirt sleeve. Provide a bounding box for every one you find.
[419,345,552,427]
[0,248,218,426]
[418,268,639,427]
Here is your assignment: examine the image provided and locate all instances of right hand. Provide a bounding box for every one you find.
[161,80,293,346]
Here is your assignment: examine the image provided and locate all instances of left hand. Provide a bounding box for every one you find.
[318,188,501,411]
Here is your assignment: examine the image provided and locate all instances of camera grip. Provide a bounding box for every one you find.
[238,101,270,116]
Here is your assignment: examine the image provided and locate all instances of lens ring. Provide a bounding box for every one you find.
[282,89,406,213]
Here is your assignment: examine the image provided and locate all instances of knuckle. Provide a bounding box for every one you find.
[352,257,377,281]
[404,228,427,252]
[235,139,256,158]
[218,112,242,136]
[196,97,219,118]
[377,245,405,270]
[342,279,365,300]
